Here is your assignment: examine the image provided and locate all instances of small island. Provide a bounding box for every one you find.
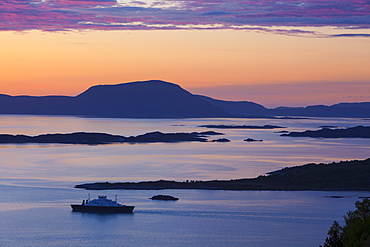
[75,158,370,191]
[0,131,225,145]
[212,138,231,142]
[150,195,179,201]
[281,125,370,138]
[199,124,285,129]
[244,138,263,142]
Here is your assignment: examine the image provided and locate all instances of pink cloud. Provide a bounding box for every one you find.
[0,0,369,35]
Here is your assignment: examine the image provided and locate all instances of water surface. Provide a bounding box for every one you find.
[1,185,369,247]
[1,115,369,184]
[0,115,369,246]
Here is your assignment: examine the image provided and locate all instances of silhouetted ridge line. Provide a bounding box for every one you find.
[1,80,370,118]
[0,80,231,118]
[200,97,370,118]
[195,95,269,116]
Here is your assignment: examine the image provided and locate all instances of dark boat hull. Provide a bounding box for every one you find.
[71,204,134,213]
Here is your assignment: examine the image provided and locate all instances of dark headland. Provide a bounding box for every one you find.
[75,158,370,191]
[281,126,370,138]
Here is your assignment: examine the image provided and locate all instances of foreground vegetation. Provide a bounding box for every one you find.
[321,198,370,247]
[76,158,370,191]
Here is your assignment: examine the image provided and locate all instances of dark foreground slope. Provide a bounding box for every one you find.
[0,80,231,118]
[76,158,370,191]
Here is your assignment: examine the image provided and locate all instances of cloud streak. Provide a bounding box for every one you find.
[1,0,370,35]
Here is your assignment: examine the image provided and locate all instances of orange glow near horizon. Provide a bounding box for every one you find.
[1,30,369,106]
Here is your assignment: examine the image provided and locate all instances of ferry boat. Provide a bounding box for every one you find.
[71,195,134,213]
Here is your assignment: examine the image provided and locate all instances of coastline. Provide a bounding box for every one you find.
[75,158,370,191]
[0,131,224,145]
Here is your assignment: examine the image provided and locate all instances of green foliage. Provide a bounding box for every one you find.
[342,198,370,247]
[321,221,343,247]
[321,198,370,247]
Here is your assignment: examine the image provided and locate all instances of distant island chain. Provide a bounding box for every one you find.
[1,126,369,145]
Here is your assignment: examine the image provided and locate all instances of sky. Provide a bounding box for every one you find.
[1,0,370,107]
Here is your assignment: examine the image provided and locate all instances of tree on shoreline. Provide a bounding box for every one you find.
[321,198,370,247]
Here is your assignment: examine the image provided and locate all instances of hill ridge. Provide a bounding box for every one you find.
[0,80,231,118]
[1,80,370,118]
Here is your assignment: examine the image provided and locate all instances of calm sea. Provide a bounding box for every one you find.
[0,115,369,246]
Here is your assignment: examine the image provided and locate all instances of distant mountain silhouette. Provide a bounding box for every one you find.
[1,80,369,118]
[270,104,370,118]
[332,102,370,109]
[200,97,370,118]
[0,80,231,118]
[195,95,269,116]
[0,94,73,115]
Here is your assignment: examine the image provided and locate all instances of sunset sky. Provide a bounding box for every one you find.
[1,0,369,107]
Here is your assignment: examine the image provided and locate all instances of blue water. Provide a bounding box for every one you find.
[0,115,370,246]
[1,184,369,247]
